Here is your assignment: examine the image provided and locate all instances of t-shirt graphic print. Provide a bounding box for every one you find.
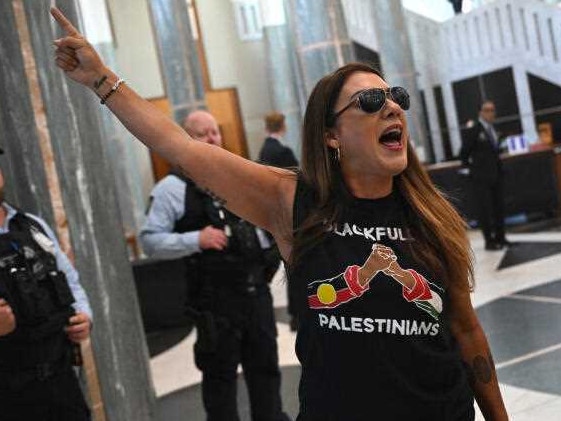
[307,243,444,321]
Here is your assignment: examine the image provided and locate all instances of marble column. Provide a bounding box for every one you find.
[4,1,156,420]
[260,0,303,156]
[442,81,462,156]
[287,0,354,100]
[513,64,538,143]
[148,0,206,124]
[96,44,148,237]
[75,0,151,236]
[78,0,146,235]
[0,2,54,227]
[370,0,431,161]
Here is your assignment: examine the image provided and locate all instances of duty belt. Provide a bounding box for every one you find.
[0,354,70,389]
[210,277,268,295]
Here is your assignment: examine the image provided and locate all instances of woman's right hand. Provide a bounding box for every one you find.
[357,245,396,287]
[51,7,108,88]
[0,299,16,336]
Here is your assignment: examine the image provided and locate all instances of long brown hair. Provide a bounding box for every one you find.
[292,62,474,291]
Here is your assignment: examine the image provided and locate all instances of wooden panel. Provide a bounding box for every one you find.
[82,339,106,421]
[206,88,249,158]
[539,122,553,145]
[146,91,249,183]
[146,2,248,178]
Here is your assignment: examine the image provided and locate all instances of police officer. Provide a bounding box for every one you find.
[0,157,92,420]
[140,110,290,421]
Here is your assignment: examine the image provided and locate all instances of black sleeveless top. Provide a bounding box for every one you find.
[288,178,474,421]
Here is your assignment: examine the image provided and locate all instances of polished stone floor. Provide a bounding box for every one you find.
[149,227,561,420]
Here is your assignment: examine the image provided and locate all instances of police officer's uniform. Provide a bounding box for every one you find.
[0,203,92,420]
[140,174,289,421]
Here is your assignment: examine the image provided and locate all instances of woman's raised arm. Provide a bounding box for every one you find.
[50,7,296,247]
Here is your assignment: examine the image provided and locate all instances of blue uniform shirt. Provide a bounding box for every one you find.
[140,175,270,259]
[0,203,93,320]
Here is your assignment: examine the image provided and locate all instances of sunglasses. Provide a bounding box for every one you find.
[333,87,410,121]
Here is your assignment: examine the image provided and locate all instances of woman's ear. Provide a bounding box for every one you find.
[325,131,339,150]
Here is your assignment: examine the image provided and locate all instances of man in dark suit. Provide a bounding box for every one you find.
[259,112,298,169]
[460,100,510,251]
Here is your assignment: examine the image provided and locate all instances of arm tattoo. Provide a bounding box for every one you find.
[464,354,494,385]
[200,187,227,207]
[473,355,492,383]
[176,165,227,206]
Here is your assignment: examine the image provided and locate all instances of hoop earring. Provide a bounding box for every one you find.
[336,147,341,163]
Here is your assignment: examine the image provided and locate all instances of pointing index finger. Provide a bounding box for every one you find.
[50,7,80,36]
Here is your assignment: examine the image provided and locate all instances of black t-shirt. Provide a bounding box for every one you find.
[289,179,474,421]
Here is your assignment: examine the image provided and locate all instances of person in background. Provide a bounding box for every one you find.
[0,157,92,420]
[449,0,463,14]
[258,112,300,331]
[460,100,511,251]
[259,112,299,169]
[140,110,290,421]
[52,8,508,420]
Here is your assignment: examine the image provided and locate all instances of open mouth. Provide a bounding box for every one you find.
[379,127,403,150]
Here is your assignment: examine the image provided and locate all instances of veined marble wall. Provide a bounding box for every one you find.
[77,0,152,236]
[287,0,354,99]
[369,0,431,161]
[0,2,54,229]
[197,0,274,159]
[0,1,156,419]
[149,0,207,124]
[261,0,303,157]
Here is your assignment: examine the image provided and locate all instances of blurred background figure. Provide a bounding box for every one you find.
[448,0,463,14]
[460,101,511,251]
[259,112,299,169]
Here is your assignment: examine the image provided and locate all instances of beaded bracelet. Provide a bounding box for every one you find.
[100,78,125,105]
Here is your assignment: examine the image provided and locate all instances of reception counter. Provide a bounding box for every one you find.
[426,147,561,222]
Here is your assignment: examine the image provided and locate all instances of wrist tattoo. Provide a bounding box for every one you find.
[93,75,107,90]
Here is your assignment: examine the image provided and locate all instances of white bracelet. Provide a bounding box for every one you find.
[100,78,125,105]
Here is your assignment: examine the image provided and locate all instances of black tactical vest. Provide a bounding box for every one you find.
[174,176,263,260]
[0,211,75,368]
[173,176,208,234]
[171,175,268,284]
